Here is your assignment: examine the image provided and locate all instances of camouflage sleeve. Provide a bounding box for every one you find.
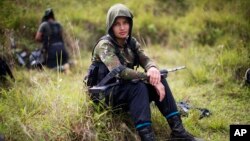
[134,38,158,70]
[94,40,148,80]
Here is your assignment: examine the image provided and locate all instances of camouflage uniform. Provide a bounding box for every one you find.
[91,4,199,141]
[92,2,178,125]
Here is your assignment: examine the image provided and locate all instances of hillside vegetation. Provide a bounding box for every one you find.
[0,0,250,141]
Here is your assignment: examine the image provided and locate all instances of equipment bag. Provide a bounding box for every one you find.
[84,62,125,102]
[29,48,45,69]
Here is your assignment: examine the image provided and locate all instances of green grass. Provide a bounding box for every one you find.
[148,46,250,141]
[1,45,249,141]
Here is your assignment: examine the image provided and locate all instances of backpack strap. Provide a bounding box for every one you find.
[42,22,49,51]
[97,65,126,86]
[128,37,139,69]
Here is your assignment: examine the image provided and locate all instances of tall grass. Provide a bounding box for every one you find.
[1,43,249,140]
[0,68,84,140]
[149,44,250,141]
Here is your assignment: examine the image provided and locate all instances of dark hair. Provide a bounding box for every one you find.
[41,8,55,23]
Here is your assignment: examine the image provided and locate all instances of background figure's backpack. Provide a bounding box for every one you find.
[42,21,63,52]
[48,22,63,45]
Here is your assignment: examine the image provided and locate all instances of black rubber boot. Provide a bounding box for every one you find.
[138,126,156,141]
[167,115,202,141]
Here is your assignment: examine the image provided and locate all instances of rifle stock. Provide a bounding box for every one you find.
[88,82,119,93]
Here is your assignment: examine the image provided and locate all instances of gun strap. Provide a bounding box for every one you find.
[97,65,126,86]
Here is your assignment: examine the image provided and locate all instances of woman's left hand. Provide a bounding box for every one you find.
[154,82,166,102]
[147,67,161,86]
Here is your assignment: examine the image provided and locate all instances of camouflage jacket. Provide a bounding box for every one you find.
[92,37,158,80]
[92,4,158,80]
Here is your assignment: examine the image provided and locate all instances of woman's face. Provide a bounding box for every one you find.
[112,17,130,40]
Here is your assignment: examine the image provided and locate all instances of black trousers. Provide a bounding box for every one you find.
[105,79,178,128]
[46,42,69,68]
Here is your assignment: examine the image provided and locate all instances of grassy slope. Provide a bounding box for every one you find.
[0,0,250,141]
[151,46,250,141]
[1,45,249,141]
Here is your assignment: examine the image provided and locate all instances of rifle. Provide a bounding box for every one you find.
[160,66,186,78]
[88,66,186,94]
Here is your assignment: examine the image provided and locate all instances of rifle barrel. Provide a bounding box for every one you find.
[167,66,186,72]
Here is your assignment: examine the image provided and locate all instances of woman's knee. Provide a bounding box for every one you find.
[133,81,148,92]
[128,82,149,98]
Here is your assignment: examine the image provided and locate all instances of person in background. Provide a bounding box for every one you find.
[90,3,202,141]
[35,8,70,73]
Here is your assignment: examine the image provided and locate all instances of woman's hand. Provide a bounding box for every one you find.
[154,82,166,102]
[147,67,161,85]
[147,67,165,101]
[35,32,42,42]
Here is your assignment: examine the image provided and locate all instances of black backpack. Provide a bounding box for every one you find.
[0,57,14,81]
[84,35,139,88]
[43,21,63,51]
[48,22,63,45]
